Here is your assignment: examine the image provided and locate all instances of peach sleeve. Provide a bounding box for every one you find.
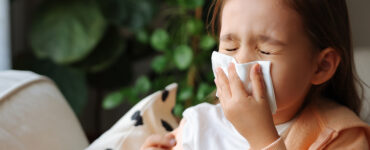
[260,127,370,150]
[324,127,369,149]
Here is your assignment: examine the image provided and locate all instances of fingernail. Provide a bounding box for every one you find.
[169,139,176,146]
[257,64,261,73]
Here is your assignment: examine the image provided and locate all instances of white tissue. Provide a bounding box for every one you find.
[211,51,277,114]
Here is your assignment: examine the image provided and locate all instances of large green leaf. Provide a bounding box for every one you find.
[30,1,106,64]
[174,45,193,70]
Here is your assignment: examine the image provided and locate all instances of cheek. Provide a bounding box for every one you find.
[270,60,313,110]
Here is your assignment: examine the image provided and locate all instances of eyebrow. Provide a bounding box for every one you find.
[258,35,286,46]
[220,34,240,42]
[220,33,286,46]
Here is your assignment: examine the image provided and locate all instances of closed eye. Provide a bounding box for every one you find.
[225,48,237,51]
[259,50,271,55]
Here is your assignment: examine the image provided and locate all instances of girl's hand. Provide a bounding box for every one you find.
[140,133,176,150]
[214,63,279,149]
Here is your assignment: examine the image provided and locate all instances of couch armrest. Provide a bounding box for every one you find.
[0,70,89,150]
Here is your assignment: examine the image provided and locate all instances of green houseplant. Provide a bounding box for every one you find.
[25,0,217,117]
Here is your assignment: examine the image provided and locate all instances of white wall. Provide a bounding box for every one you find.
[346,0,370,123]
[0,0,11,70]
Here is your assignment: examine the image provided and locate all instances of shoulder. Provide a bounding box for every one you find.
[284,98,370,149]
[310,98,369,131]
[313,99,370,148]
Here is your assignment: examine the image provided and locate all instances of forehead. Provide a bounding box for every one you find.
[220,0,303,41]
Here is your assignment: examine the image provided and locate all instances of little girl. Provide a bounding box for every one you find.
[141,0,370,149]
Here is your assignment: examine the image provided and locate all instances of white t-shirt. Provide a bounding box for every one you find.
[181,103,294,150]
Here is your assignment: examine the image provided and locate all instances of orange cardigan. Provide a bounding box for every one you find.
[264,98,370,150]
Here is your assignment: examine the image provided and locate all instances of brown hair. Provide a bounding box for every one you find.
[207,0,364,115]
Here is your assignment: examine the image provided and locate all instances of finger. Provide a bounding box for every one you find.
[142,134,176,149]
[214,78,225,107]
[164,133,176,149]
[228,63,248,98]
[214,78,219,96]
[251,63,267,102]
[216,67,231,98]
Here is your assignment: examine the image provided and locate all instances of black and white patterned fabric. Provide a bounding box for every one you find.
[86,83,179,150]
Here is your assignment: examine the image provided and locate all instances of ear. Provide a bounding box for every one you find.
[311,48,341,85]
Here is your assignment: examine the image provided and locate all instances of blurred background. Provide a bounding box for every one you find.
[1,0,369,143]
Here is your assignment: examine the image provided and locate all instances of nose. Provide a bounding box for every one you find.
[233,47,257,63]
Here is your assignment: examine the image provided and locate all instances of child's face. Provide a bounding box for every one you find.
[219,0,317,116]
